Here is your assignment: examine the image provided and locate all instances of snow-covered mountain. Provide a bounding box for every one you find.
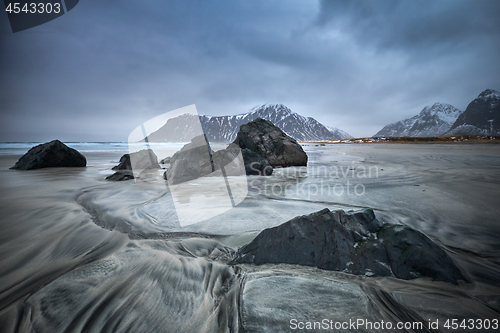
[374,103,463,137]
[446,89,500,136]
[326,126,352,139]
[144,104,351,142]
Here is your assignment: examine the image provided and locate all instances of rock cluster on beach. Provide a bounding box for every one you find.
[231,208,467,284]
[106,149,160,181]
[164,134,274,184]
[162,118,305,183]
[107,118,305,183]
[10,140,86,170]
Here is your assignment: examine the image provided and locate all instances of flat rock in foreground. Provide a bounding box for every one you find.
[231,208,467,284]
[234,118,307,168]
[10,140,86,170]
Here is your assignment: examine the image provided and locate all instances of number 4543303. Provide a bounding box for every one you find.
[5,2,61,14]
[444,318,498,330]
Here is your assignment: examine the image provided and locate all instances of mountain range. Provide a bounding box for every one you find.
[374,89,500,137]
[374,103,463,137]
[142,89,499,142]
[144,104,351,142]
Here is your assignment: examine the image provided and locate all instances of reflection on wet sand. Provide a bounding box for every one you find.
[0,144,499,332]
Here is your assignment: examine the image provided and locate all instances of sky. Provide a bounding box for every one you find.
[1,0,499,141]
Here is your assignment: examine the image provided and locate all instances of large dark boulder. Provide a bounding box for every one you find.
[231,208,467,284]
[233,118,307,168]
[213,143,273,177]
[240,148,273,176]
[164,135,273,184]
[10,140,86,170]
[106,149,160,181]
[376,225,466,283]
[164,134,214,184]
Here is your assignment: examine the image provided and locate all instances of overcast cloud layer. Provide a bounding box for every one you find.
[1,0,499,141]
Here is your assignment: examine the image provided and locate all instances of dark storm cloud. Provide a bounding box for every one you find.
[316,0,500,51]
[0,0,499,141]
[309,0,500,134]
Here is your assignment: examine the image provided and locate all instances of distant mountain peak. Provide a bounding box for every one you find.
[250,103,291,112]
[375,90,500,138]
[374,103,462,137]
[326,126,352,139]
[447,89,500,136]
[478,89,500,100]
[144,104,351,142]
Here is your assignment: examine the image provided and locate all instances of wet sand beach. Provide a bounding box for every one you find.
[0,144,499,332]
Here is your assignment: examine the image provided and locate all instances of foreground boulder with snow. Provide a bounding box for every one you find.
[231,208,467,284]
[10,140,86,170]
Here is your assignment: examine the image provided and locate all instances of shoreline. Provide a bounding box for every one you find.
[1,144,499,332]
[300,135,500,144]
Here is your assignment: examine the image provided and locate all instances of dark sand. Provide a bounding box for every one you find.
[0,144,499,332]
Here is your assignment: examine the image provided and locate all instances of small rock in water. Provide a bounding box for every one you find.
[105,170,135,181]
[10,140,86,170]
[160,156,171,164]
[106,149,160,181]
[231,208,467,284]
[233,118,308,168]
[112,149,160,171]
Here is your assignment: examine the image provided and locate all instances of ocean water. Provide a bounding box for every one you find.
[0,142,195,155]
[0,142,499,332]
[0,142,233,156]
